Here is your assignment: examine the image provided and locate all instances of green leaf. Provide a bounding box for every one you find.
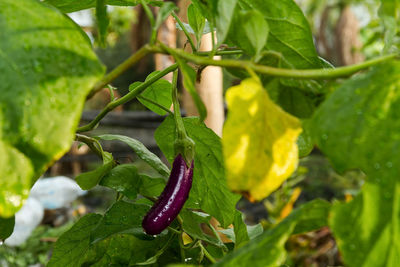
[176,21,212,36]
[312,62,400,174]
[43,0,144,13]
[188,4,206,44]
[297,120,314,158]
[48,213,102,267]
[154,116,240,228]
[0,0,104,217]
[379,0,400,53]
[180,209,224,247]
[99,164,141,199]
[238,0,320,69]
[234,10,269,58]
[91,200,151,244]
[190,0,215,23]
[219,211,263,248]
[237,0,322,118]
[138,174,166,197]
[154,2,178,31]
[95,0,109,48]
[76,152,115,190]
[232,210,249,248]
[97,134,170,177]
[135,71,173,115]
[0,216,15,240]
[83,234,166,266]
[247,224,263,240]
[0,141,34,217]
[312,62,400,267]
[214,199,330,266]
[176,60,207,122]
[215,0,238,44]
[100,164,166,199]
[330,181,400,267]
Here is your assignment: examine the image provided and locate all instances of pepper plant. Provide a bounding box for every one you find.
[0,0,399,266]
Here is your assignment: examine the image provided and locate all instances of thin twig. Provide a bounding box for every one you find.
[87,45,151,98]
[172,12,197,52]
[150,45,398,79]
[77,63,178,132]
[199,243,217,264]
[75,134,103,158]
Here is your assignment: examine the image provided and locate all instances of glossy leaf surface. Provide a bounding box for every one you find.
[0,0,104,217]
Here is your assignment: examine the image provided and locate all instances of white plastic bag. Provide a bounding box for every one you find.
[29,176,85,209]
[4,198,44,246]
[4,176,85,246]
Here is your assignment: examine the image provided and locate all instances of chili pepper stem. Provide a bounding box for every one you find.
[171,69,195,164]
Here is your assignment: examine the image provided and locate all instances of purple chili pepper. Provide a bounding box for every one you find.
[142,154,194,235]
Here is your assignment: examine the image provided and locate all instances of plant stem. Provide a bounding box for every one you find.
[150,45,398,79]
[77,63,178,132]
[75,134,103,158]
[183,238,199,249]
[207,222,228,253]
[178,230,186,262]
[140,0,156,45]
[171,69,188,140]
[87,45,151,98]
[172,12,196,52]
[177,214,184,227]
[167,226,182,234]
[137,95,173,115]
[199,243,217,264]
[143,195,158,203]
[195,49,244,56]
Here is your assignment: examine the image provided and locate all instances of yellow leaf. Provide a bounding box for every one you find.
[279,187,302,220]
[182,232,193,245]
[222,78,302,200]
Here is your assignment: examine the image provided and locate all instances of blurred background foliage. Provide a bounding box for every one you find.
[0,0,392,266]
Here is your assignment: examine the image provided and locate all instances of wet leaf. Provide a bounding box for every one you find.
[0,0,104,217]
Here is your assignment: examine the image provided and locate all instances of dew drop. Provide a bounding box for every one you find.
[321,134,328,140]
[386,162,393,168]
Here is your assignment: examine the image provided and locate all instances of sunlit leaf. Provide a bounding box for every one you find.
[223,78,302,201]
[0,0,104,217]
[312,62,400,267]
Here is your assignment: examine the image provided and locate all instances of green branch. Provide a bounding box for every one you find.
[195,49,244,56]
[199,243,217,264]
[77,63,178,132]
[75,134,103,158]
[87,45,151,98]
[150,45,397,79]
[172,12,196,52]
